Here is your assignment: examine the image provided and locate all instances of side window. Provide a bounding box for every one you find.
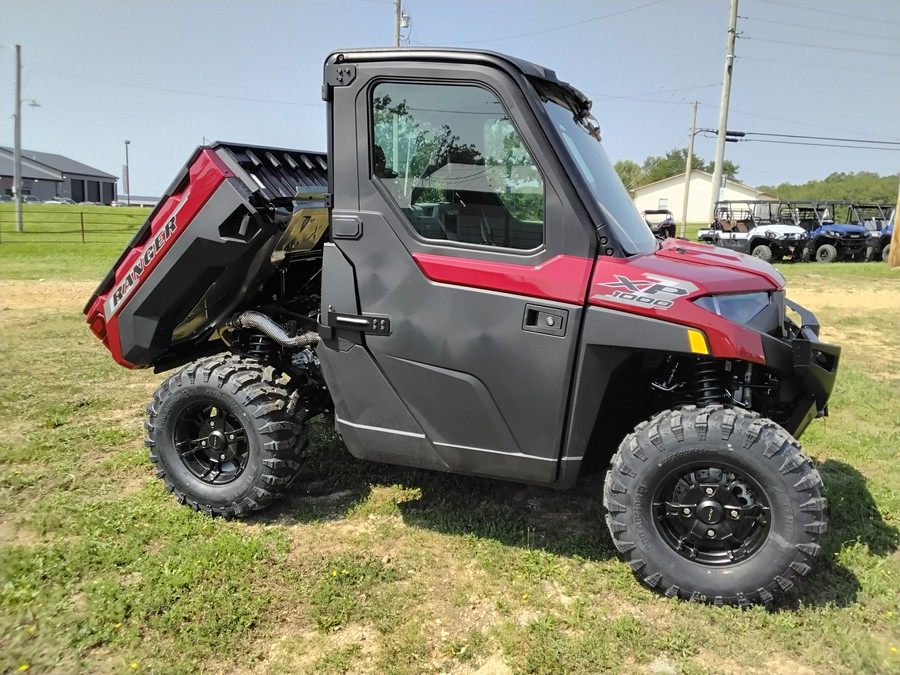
[371,82,544,249]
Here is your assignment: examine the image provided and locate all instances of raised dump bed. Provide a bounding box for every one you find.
[84,142,328,368]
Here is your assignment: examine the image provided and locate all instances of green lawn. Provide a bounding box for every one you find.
[0,224,898,674]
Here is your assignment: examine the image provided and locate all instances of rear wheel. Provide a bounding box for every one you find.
[603,406,826,606]
[883,243,892,263]
[751,244,773,263]
[145,354,307,517]
[816,244,838,263]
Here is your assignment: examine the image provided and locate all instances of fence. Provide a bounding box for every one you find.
[0,204,152,245]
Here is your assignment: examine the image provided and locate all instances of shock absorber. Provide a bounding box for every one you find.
[246,333,278,360]
[691,358,726,405]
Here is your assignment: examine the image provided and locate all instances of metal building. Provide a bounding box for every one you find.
[0,146,118,204]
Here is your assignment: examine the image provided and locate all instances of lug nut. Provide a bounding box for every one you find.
[730,510,739,518]
[682,507,691,516]
[209,421,215,427]
[707,529,716,538]
[201,440,207,447]
[705,487,714,495]
[229,434,235,441]
[220,454,226,460]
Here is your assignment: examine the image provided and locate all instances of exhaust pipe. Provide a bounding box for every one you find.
[230,311,319,348]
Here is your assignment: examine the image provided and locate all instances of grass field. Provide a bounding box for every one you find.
[1,225,898,674]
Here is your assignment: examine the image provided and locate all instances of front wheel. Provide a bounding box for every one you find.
[816,243,838,263]
[145,354,308,518]
[603,406,826,606]
[751,244,773,263]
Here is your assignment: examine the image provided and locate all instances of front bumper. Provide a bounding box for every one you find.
[759,299,840,437]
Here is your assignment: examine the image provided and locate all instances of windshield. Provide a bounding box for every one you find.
[535,82,657,255]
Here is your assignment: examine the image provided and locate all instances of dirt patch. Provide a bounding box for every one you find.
[786,278,900,313]
[0,279,96,310]
[0,519,43,547]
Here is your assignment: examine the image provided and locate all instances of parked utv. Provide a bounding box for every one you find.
[697,200,808,262]
[85,48,839,607]
[783,200,869,262]
[641,209,677,239]
[853,203,895,262]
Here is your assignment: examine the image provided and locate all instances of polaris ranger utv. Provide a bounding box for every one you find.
[85,48,839,607]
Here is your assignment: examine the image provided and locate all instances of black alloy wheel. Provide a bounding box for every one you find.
[173,401,250,486]
[654,464,771,567]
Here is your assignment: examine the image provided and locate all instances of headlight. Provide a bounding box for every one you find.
[765,231,783,239]
[693,292,771,324]
[822,229,839,237]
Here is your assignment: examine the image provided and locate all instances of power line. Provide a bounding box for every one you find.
[745,132,900,146]
[585,83,719,101]
[31,68,324,107]
[741,35,900,58]
[701,102,900,141]
[750,0,900,27]
[429,0,668,46]
[739,55,900,76]
[741,138,900,151]
[741,15,897,41]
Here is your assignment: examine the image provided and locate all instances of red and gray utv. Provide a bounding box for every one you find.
[85,48,839,607]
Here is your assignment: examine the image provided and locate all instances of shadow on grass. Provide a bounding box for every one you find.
[254,431,895,608]
[786,459,899,608]
[252,426,616,562]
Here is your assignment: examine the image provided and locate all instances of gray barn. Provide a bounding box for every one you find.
[0,146,118,204]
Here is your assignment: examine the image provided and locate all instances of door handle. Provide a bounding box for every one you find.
[522,304,567,337]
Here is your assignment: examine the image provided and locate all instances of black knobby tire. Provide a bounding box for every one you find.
[751,244,773,263]
[883,243,892,263]
[816,243,838,263]
[145,354,308,518]
[603,406,826,606]
[801,246,812,263]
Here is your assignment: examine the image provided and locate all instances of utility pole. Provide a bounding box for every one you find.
[680,101,698,239]
[13,44,23,233]
[709,0,738,222]
[124,140,131,206]
[394,0,402,47]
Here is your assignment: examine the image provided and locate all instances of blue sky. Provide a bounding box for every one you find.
[2,0,898,196]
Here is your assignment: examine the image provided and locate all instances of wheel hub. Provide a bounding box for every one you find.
[654,466,771,566]
[697,499,724,524]
[174,402,249,485]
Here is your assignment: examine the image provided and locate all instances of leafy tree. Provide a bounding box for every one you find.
[706,159,740,180]
[614,159,643,192]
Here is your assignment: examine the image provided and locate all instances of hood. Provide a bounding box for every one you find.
[814,223,868,235]
[652,238,784,291]
[756,223,807,237]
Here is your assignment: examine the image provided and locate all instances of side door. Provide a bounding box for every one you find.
[319,58,596,483]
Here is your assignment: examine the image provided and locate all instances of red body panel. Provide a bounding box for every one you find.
[413,239,781,364]
[588,240,782,363]
[411,252,594,305]
[84,150,235,368]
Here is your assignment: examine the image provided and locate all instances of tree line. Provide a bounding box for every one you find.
[615,147,899,203]
[614,147,738,191]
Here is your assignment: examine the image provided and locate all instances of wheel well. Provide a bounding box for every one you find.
[579,352,660,474]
